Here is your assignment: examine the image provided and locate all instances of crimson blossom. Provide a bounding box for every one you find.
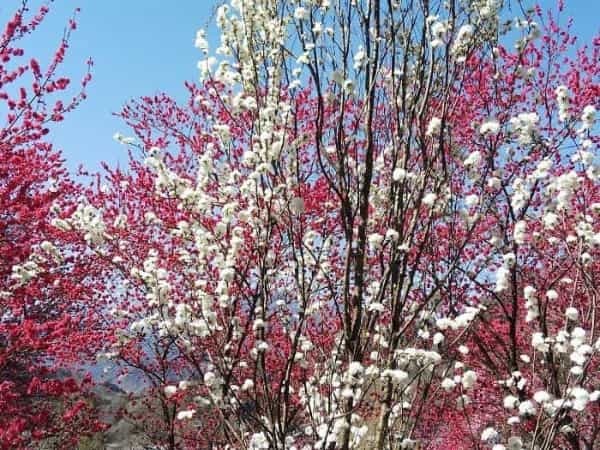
[0,1,105,448]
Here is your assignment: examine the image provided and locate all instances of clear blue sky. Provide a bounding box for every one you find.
[2,0,597,173]
[1,0,215,171]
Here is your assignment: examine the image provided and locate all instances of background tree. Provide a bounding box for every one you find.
[0,1,104,448]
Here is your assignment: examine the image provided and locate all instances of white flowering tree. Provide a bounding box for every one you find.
[48,0,600,449]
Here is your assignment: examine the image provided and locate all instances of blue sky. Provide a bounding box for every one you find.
[1,0,215,171]
[2,0,597,173]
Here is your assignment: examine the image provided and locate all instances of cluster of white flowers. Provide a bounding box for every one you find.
[112,132,135,145]
[59,203,107,246]
[480,119,501,136]
[463,150,482,168]
[248,432,269,450]
[353,48,367,70]
[451,24,474,61]
[531,323,599,379]
[566,327,594,374]
[435,306,481,331]
[555,85,569,122]
[494,265,510,293]
[472,0,500,20]
[422,192,437,207]
[176,409,196,420]
[513,220,527,245]
[131,251,169,305]
[530,159,552,182]
[145,151,193,198]
[565,306,579,322]
[9,240,64,288]
[381,368,409,386]
[510,178,530,214]
[509,112,539,145]
[427,16,450,48]
[502,383,600,436]
[367,232,384,250]
[579,104,596,133]
[546,170,579,211]
[11,258,42,286]
[523,285,538,322]
[513,19,541,53]
[465,193,479,208]
[195,29,209,54]
[297,357,372,448]
[481,427,498,442]
[426,116,442,136]
[574,216,599,249]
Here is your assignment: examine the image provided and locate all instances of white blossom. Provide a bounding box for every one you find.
[513,220,527,245]
[532,332,549,352]
[569,387,590,411]
[462,370,477,389]
[195,29,209,53]
[164,385,177,397]
[510,112,539,145]
[565,307,579,322]
[555,85,569,122]
[368,233,384,249]
[580,104,596,131]
[534,390,551,404]
[542,211,559,229]
[176,409,196,420]
[518,400,536,416]
[294,7,309,20]
[465,194,479,207]
[503,395,519,409]
[507,436,523,450]
[429,20,449,48]
[393,167,407,181]
[353,49,367,69]
[423,193,437,207]
[481,427,498,442]
[495,266,510,292]
[441,378,456,391]
[464,150,482,168]
[249,432,269,450]
[452,24,474,61]
[426,117,442,136]
[480,120,500,135]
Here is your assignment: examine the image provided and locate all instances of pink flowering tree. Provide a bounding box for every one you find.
[0,1,104,448]
[58,0,598,449]
[440,8,600,449]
